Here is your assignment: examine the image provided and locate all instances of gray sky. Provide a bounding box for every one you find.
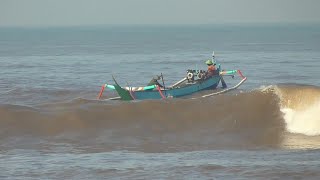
[1,0,319,27]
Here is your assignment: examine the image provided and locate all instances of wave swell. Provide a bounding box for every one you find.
[1,84,320,151]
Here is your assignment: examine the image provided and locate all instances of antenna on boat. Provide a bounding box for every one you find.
[212,51,217,64]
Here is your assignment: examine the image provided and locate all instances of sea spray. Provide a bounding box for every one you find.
[281,102,320,136]
[273,84,320,136]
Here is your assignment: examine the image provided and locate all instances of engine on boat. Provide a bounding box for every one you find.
[186,69,206,82]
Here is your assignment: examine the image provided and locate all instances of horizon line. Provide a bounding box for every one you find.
[1,22,320,29]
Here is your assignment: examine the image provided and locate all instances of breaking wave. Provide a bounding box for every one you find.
[1,83,320,151]
[272,84,320,136]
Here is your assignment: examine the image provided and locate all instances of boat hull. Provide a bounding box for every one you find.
[114,75,221,100]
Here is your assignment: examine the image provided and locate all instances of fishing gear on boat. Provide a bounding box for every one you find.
[186,69,206,82]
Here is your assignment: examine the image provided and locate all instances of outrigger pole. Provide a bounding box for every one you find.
[200,70,247,98]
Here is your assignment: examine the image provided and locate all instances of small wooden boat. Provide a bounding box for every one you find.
[98,67,247,101]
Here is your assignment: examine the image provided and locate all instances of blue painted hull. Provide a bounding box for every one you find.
[132,75,221,100]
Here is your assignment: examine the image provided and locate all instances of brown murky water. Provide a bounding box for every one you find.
[1,25,320,179]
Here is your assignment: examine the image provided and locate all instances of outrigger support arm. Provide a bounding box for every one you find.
[97,84,105,99]
[200,69,247,98]
[156,85,166,99]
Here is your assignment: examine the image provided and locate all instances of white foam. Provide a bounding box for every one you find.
[281,101,320,136]
[257,85,275,92]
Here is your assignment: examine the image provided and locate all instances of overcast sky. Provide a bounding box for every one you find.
[1,0,319,27]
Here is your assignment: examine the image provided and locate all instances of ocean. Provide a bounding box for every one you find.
[1,24,320,179]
